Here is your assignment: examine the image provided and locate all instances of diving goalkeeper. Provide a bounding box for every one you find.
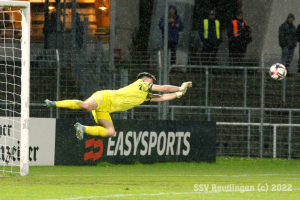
[45,72,192,140]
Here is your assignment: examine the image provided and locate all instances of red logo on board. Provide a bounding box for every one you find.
[84,138,103,161]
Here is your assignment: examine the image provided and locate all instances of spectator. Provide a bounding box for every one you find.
[296,22,300,73]
[227,10,252,66]
[199,10,222,65]
[279,13,297,70]
[159,5,184,65]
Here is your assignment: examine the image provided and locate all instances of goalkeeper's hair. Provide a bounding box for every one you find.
[137,72,156,81]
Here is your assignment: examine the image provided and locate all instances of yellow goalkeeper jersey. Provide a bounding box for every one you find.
[110,79,153,112]
[90,79,153,113]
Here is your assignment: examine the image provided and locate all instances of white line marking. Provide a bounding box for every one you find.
[40,174,300,177]
[43,188,300,200]
[44,192,207,200]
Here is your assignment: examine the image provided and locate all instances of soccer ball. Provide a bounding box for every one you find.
[269,63,287,80]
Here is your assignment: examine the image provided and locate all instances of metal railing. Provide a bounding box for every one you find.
[167,105,300,159]
[217,122,300,159]
[40,102,300,159]
[26,50,300,159]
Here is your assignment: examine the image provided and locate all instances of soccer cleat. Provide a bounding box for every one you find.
[74,122,85,140]
[45,99,56,107]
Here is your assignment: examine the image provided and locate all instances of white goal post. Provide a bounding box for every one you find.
[0,0,30,176]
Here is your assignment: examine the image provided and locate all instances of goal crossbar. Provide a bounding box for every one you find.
[0,1,30,8]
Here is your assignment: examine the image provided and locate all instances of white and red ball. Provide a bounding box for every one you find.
[269,63,287,80]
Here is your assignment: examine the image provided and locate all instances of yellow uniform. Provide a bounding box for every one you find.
[89,79,153,123]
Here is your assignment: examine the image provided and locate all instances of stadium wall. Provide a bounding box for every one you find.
[244,0,300,72]
[114,0,140,59]
[242,0,273,59]
[262,0,300,57]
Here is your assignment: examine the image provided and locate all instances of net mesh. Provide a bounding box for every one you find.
[0,7,23,176]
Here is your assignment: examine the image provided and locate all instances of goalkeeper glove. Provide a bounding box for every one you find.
[179,81,192,92]
[176,81,192,98]
[176,91,184,98]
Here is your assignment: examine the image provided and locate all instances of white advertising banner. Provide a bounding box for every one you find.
[0,117,56,166]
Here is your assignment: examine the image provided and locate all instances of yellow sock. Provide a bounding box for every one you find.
[55,100,82,109]
[85,126,108,137]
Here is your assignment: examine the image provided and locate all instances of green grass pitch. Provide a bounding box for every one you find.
[1,157,300,199]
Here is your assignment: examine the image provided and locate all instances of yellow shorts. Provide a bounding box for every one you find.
[88,91,113,124]
[91,110,112,124]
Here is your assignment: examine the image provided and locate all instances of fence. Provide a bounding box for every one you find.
[126,105,300,159]
[27,50,300,159]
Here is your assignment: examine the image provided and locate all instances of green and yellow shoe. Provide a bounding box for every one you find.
[44,99,56,107]
[74,122,85,140]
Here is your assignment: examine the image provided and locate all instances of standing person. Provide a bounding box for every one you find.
[279,13,297,70]
[45,72,192,140]
[296,22,300,73]
[227,10,252,66]
[199,10,222,65]
[159,5,184,65]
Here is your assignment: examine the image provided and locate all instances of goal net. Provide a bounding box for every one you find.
[0,1,30,176]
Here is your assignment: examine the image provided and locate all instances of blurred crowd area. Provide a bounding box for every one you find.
[1,0,299,74]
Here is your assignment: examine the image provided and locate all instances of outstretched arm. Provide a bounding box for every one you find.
[151,84,180,93]
[150,82,193,102]
[151,82,192,93]
[150,93,178,102]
